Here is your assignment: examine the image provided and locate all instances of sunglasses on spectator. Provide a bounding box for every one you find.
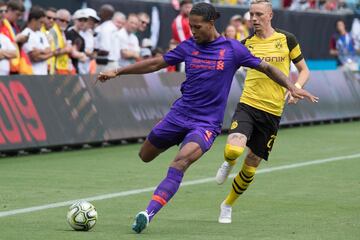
[77,18,87,22]
[0,9,7,13]
[46,16,55,21]
[57,18,70,24]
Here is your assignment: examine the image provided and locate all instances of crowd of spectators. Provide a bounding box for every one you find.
[0,0,359,76]
[188,0,359,13]
[0,0,173,75]
[329,19,360,70]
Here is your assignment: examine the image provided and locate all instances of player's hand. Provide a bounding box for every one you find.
[285,91,299,104]
[289,87,319,103]
[96,69,118,83]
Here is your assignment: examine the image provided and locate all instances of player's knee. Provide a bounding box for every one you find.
[245,151,262,167]
[172,155,192,171]
[138,151,153,163]
[224,144,244,161]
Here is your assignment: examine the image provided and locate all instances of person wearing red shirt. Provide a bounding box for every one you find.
[171,0,193,43]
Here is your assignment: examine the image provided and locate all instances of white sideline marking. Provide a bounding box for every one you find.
[1,153,360,218]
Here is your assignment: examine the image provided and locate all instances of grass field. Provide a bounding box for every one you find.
[0,122,359,240]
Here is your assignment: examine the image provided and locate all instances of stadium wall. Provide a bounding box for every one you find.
[0,70,359,152]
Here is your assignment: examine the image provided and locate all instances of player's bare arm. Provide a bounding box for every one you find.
[97,56,168,82]
[256,61,318,103]
[287,59,310,104]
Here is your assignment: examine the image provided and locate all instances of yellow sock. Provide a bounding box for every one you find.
[224,144,244,166]
[224,163,257,206]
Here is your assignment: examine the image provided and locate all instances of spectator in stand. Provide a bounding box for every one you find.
[136,12,150,43]
[224,24,237,39]
[243,11,252,36]
[48,9,73,74]
[41,7,56,72]
[229,14,247,40]
[98,4,114,24]
[66,9,88,74]
[1,0,26,74]
[329,19,359,68]
[42,7,56,32]
[0,1,17,75]
[21,7,53,75]
[117,13,140,67]
[79,8,100,74]
[96,11,126,72]
[171,0,193,43]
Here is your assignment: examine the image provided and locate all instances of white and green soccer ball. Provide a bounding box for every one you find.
[66,201,98,231]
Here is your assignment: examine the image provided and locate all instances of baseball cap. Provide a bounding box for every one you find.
[83,8,100,22]
[73,9,88,20]
[230,14,242,22]
[243,11,250,21]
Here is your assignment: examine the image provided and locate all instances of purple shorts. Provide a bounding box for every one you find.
[147,110,221,153]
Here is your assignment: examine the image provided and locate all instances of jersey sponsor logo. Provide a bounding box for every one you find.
[190,58,217,70]
[261,56,286,62]
[230,120,238,130]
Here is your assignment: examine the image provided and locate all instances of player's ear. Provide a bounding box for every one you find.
[269,10,273,20]
[209,19,215,27]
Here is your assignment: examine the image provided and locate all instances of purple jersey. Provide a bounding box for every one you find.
[163,36,261,127]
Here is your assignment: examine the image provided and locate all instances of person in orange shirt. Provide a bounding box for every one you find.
[0,0,28,73]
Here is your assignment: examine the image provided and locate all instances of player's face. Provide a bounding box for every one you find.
[189,15,213,44]
[249,3,273,32]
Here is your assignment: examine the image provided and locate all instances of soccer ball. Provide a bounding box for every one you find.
[66,201,98,231]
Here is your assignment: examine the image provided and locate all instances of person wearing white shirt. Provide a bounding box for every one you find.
[0,33,17,75]
[0,3,17,75]
[21,7,53,75]
[79,8,100,74]
[95,11,126,72]
[116,14,140,67]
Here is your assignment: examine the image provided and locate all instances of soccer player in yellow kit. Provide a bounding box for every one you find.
[215,0,315,223]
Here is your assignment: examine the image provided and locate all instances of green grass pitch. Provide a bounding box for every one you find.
[0,122,359,240]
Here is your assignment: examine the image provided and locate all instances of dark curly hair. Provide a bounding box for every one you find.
[190,2,220,22]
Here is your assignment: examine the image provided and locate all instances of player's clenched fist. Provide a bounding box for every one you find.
[97,69,118,82]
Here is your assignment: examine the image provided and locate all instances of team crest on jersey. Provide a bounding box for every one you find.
[230,120,238,130]
[275,40,282,49]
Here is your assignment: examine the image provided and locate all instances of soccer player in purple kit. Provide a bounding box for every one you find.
[97,2,318,234]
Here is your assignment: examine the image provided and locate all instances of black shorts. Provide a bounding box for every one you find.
[229,103,281,160]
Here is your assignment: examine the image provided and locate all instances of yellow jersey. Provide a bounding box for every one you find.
[240,29,303,116]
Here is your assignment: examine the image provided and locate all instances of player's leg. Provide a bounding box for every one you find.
[133,128,216,233]
[144,129,215,221]
[215,133,247,184]
[138,115,185,163]
[215,103,253,184]
[218,148,261,223]
[138,139,166,162]
[219,108,280,223]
